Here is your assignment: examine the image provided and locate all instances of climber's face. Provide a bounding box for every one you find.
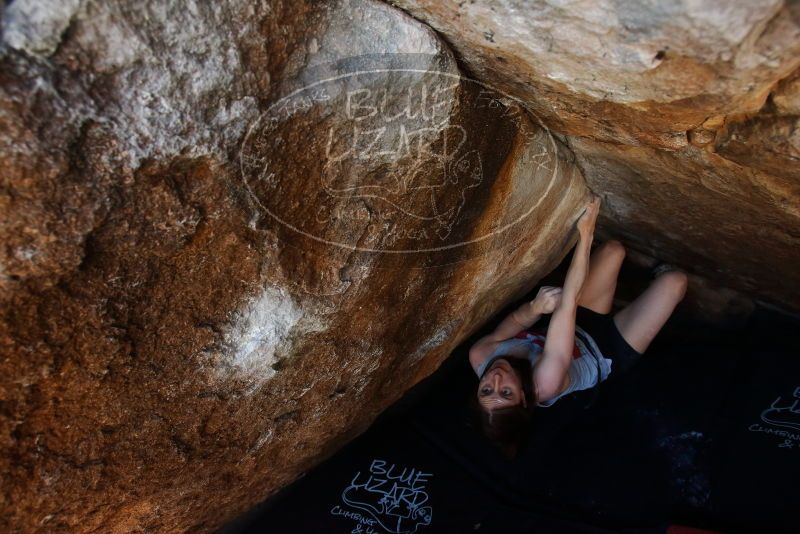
[477,358,526,410]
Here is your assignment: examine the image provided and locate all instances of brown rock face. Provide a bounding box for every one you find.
[389,0,800,311]
[1,0,588,531]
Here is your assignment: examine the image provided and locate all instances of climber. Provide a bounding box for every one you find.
[468,194,688,458]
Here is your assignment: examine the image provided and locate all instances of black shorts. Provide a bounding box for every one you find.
[533,305,644,378]
[576,305,643,378]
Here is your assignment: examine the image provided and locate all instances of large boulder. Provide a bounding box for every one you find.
[0,0,588,531]
[388,0,800,312]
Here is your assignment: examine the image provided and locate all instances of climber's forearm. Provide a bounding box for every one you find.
[561,231,593,305]
[509,302,544,332]
[537,234,590,370]
[474,302,542,345]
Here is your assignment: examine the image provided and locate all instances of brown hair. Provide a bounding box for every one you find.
[470,356,537,459]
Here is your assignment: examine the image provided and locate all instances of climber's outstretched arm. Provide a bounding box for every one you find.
[534,195,599,397]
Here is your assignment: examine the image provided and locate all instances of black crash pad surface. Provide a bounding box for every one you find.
[223,305,800,534]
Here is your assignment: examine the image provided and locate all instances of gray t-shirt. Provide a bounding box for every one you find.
[474,325,612,407]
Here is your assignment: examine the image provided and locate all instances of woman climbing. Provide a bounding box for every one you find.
[468,194,688,458]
